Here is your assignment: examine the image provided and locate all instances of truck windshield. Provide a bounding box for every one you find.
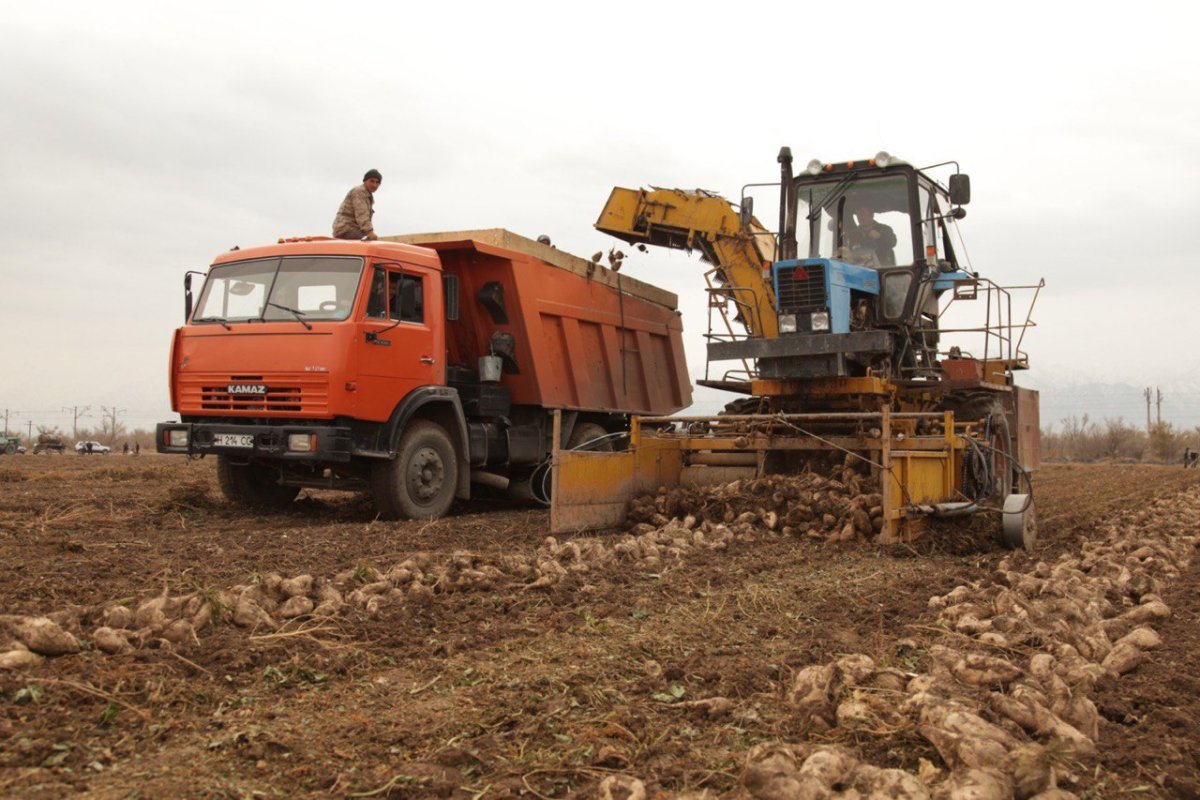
[193,256,365,324]
[796,175,913,268]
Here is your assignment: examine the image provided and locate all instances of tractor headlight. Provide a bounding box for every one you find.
[805,159,824,176]
[779,314,798,334]
[810,311,830,332]
[166,429,189,447]
[874,151,893,168]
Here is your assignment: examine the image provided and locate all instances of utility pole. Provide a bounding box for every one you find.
[101,406,126,441]
[63,405,90,439]
[26,420,33,439]
[1,408,9,436]
[1144,387,1152,432]
[1156,387,1163,427]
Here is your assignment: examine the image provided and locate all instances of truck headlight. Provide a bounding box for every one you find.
[810,311,830,332]
[288,433,316,452]
[779,314,798,334]
[167,429,189,447]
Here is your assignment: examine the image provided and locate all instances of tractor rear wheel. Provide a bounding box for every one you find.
[951,395,1016,501]
[216,456,300,510]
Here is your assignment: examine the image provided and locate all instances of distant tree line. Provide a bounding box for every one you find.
[1041,416,1199,464]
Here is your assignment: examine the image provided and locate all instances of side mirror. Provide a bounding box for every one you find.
[949,174,971,206]
[184,273,193,322]
[739,196,754,231]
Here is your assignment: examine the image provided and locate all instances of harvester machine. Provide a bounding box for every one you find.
[552,149,1044,548]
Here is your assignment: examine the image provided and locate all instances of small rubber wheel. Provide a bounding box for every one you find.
[371,420,457,520]
[1001,493,1037,551]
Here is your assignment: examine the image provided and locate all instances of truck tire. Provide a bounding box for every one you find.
[371,420,458,520]
[216,456,300,510]
[3,443,14,455]
[566,422,613,452]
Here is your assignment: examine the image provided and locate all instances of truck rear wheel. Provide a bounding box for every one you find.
[371,420,458,520]
[216,456,301,510]
[566,422,613,452]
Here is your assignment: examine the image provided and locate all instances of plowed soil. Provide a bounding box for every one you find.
[1,457,1198,798]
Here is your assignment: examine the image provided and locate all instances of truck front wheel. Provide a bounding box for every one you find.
[216,456,301,510]
[371,420,458,520]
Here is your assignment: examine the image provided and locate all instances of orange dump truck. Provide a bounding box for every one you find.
[157,229,691,518]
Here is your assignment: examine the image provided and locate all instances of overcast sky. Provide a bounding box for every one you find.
[2,1,1199,436]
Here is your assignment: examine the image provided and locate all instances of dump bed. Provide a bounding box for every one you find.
[387,229,692,416]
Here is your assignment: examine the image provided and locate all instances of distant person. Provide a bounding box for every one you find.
[134,443,141,456]
[123,442,130,455]
[332,170,382,241]
[1192,451,1200,469]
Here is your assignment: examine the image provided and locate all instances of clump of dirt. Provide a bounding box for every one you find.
[0,468,28,484]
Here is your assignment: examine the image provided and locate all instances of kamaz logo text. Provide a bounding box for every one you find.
[227,384,267,395]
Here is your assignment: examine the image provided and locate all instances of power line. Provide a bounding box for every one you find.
[61,405,91,439]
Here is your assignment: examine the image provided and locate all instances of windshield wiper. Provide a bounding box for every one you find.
[806,174,859,221]
[266,302,313,330]
[193,316,232,330]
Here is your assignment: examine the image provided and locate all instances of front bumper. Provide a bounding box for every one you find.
[155,422,354,462]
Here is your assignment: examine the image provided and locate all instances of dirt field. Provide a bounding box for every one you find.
[1,456,1198,798]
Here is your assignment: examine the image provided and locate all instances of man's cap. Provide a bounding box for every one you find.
[363,169,383,182]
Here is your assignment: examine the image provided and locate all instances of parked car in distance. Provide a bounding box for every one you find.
[75,441,111,455]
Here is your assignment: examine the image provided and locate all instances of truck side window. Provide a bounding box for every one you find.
[389,273,424,323]
[366,268,387,318]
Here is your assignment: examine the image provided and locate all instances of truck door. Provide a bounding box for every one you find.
[357,264,443,422]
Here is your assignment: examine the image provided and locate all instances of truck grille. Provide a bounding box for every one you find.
[776,263,826,310]
[178,373,330,415]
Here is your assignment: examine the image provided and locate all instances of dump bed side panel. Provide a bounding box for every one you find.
[402,235,690,415]
[515,256,690,413]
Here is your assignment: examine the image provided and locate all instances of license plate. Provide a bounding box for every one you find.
[214,433,255,448]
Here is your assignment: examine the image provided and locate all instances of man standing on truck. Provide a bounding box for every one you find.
[332,169,382,241]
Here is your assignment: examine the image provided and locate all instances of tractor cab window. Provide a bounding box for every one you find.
[796,175,914,268]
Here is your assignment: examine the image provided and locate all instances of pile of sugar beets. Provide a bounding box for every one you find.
[600,489,1200,800]
[0,466,881,667]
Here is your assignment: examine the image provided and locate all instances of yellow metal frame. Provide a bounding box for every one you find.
[551,409,970,541]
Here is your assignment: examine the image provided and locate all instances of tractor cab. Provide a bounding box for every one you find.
[753,151,974,379]
[788,154,968,273]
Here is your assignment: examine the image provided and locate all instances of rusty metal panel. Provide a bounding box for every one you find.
[1013,386,1041,471]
